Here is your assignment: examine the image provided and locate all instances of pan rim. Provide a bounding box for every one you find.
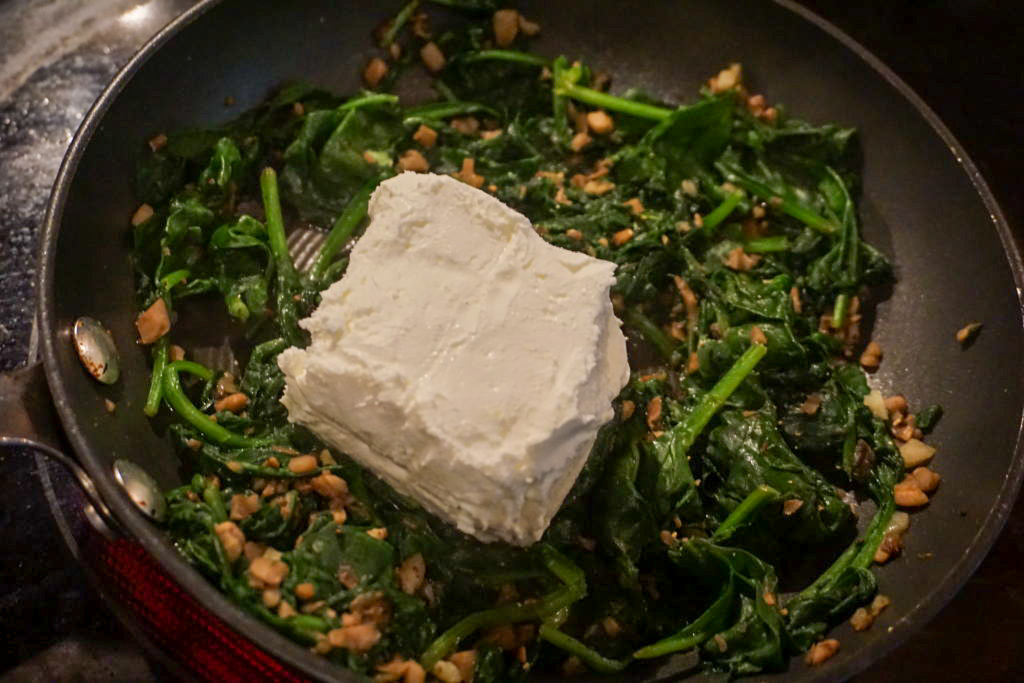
[36,1,1024,681]
[772,0,1024,678]
[37,2,364,681]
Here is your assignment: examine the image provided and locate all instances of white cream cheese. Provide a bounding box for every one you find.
[278,172,629,545]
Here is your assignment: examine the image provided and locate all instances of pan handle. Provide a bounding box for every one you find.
[0,361,64,450]
[0,362,120,538]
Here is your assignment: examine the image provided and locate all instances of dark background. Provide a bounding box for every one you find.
[1,0,1022,680]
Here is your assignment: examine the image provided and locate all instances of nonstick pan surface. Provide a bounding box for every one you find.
[37,1,1024,680]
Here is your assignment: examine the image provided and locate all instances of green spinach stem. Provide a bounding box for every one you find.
[803,494,894,594]
[260,167,297,282]
[712,485,781,543]
[465,49,550,67]
[624,309,677,360]
[143,337,169,417]
[717,164,836,234]
[557,82,672,121]
[675,343,768,454]
[633,584,735,658]
[420,545,586,669]
[702,190,745,230]
[338,93,400,111]
[309,180,375,285]
[162,360,264,447]
[260,167,307,347]
[744,236,790,253]
[379,0,419,46]
[539,624,628,673]
[402,100,498,125]
[832,292,850,329]
[203,480,228,523]
[160,269,190,291]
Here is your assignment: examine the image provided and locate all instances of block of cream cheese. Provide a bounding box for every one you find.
[278,172,629,545]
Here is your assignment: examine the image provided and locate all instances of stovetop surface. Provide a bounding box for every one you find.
[1,0,1022,680]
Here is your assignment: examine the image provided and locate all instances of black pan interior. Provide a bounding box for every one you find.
[39,0,1024,680]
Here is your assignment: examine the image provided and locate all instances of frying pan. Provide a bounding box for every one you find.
[2,0,1021,680]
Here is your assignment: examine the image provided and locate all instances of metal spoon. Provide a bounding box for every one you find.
[72,316,120,384]
[113,459,167,522]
